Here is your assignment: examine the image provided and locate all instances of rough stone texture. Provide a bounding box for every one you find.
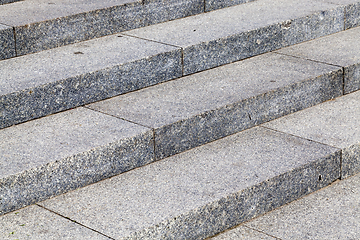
[205,0,256,11]
[211,226,277,240]
[39,127,340,239]
[245,173,360,240]
[345,1,360,29]
[0,107,154,215]
[0,0,21,4]
[125,0,344,75]
[0,0,202,56]
[0,24,15,60]
[88,53,342,160]
[0,34,181,129]
[277,26,360,94]
[263,91,360,179]
[0,205,110,239]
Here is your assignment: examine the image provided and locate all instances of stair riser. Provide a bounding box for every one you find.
[0,130,154,216]
[345,2,360,29]
[0,25,15,60]
[127,151,341,239]
[155,70,343,160]
[0,49,182,129]
[183,7,344,75]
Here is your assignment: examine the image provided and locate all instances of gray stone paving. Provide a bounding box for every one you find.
[263,90,360,179]
[0,34,181,129]
[0,107,153,216]
[38,126,339,239]
[277,26,360,94]
[88,52,342,159]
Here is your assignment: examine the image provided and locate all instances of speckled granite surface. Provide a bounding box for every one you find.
[0,34,181,129]
[38,127,340,239]
[0,24,15,60]
[126,0,344,75]
[0,107,154,216]
[0,0,21,5]
[263,90,360,179]
[88,53,342,160]
[277,26,360,94]
[205,0,255,11]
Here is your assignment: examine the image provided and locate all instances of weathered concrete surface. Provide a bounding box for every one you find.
[88,53,342,160]
[39,127,340,239]
[0,34,181,129]
[0,205,110,239]
[125,0,344,75]
[0,107,154,215]
[245,173,360,240]
[263,91,360,179]
[277,26,360,94]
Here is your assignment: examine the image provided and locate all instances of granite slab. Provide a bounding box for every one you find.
[0,0,21,5]
[0,24,15,60]
[125,0,344,75]
[277,26,360,94]
[321,0,360,29]
[39,126,340,239]
[263,90,360,179]
[0,107,154,215]
[205,0,256,11]
[0,0,202,56]
[87,53,342,160]
[0,34,181,129]
[245,173,360,240]
[210,226,278,240]
[0,205,110,239]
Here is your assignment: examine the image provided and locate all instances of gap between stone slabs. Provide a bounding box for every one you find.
[0,0,203,57]
[263,90,360,179]
[0,34,182,130]
[124,0,345,75]
[0,107,154,216]
[37,126,341,239]
[87,52,343,160]
[276,25,360,94]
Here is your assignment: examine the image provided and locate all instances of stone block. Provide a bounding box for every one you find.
[0,24,15,60]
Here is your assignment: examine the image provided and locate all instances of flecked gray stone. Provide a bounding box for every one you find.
[0,205,110,239]
[0,0,202,56]
[277,26,360,94]
[205,0,256,11]
[0,0,21,4]
[245,173,360,240]
[39,127,340,239]
[0,24,15,60]
[125,0,344,75]
[345,1,360,29]
[263,90,360,179]
[211,226,277,240]
[88,53,342,160]
[0,34,181,129]
[0,107,154,215]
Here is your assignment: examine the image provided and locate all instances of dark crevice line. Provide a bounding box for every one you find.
[260,125,340,150]
[243,226,283,240]
[83,106,154,130]
[274,51,343,68]
[36,204,115,240]
[342,66,345,95]
[121,33,181,49]
[12,26,17,56]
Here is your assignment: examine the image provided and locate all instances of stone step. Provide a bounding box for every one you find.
[2,87,360,238]
[0,51,343,216]
[0,107,155,215]
[0,0,263,60]
[2,1,360,129]
[86,52,342,160]
[211,172,360,240]
[1,125,342,239]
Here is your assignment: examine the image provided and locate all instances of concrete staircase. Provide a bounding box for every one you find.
[1,0,360,239]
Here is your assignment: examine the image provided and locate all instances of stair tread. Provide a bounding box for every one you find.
[277,26,360,94]
[0,34,181,129]
[37,126,340,239]
[264,90,360,179]
[88,52,342,159]
[0,107,154,215]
